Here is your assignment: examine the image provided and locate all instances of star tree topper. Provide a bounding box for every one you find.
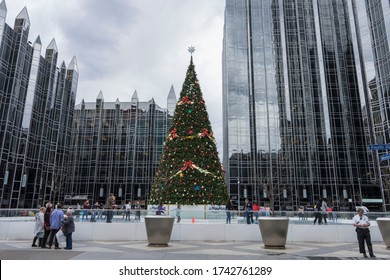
[188,46,195,55]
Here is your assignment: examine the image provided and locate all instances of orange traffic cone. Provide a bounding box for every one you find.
[192,216,195,224]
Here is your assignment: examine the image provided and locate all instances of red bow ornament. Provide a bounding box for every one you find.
[181,160,194,171]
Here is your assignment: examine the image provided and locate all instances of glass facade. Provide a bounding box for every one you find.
[0,4,78,208]
[223,0,388,211]
[349,0,390,211]
[0,2,174,208]
[62,89,176,206]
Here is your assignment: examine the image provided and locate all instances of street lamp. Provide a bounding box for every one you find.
[343,187,348,199]
[3,170,9,185]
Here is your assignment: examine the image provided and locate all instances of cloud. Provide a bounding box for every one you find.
[4,0,225,155]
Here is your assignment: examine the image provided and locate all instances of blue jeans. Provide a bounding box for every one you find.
[82,210,88,220]
[226,211,231,224]
[246,211,252,224]
[65,232,73,249]
[48,228,60,248]
[254,212,259,223]
[125,211,131,221]
[90,211,97,222]
[106,210,113,223]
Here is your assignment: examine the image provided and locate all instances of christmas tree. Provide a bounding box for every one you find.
[149,48,228,205]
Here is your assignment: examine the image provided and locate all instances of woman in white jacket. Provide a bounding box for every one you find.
[31,207,45,247]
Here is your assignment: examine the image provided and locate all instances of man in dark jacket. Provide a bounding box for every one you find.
[62,208,75,250]
[41,206,52,248]
[245,199,253,224]
[313,199,323,225]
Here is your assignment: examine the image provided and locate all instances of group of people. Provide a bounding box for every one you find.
[122,200,142,222]
[31,202,75,250]
[74,195,143,223]
[155,203,182,223]
[105,193,142,223]
[76,201,105,221]
[313,198,329,225]
[225,199,270,224]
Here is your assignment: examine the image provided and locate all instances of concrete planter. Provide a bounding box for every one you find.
[144,215,175,246]
[258,217,289,248]
[376,217,390,249]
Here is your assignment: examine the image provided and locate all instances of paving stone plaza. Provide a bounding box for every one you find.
[0,239,389,260]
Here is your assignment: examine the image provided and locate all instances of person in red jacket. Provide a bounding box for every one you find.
[252,202,260,224]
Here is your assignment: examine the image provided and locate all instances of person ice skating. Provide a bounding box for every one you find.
[225,199,233,224]
[176,204,181,223]
[135,201,141,222]
[105,193,116,223]
[157,203,165,215]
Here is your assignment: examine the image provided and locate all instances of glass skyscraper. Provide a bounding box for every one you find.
[62,87,176,206]
[0,2,78,208]
[0,1,176,209]
[223,0,389,211]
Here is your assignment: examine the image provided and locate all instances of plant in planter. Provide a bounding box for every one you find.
[376,217,390,249]
[257,157,289,248]
[144,181,175,246]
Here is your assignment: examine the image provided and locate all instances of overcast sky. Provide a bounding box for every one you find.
[5,0,226,156]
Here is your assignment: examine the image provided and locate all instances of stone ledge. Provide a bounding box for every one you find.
[0,221,384,243]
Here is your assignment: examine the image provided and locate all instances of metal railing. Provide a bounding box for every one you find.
[0,209,389,224]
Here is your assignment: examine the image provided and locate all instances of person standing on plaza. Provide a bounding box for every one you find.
[225,199,233,224]
[105,193,115,223]
[31,207,45,247]
[48,203,64,249]
[62,208,75,250]
[352,208,376,258]
[41,205,52,248]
